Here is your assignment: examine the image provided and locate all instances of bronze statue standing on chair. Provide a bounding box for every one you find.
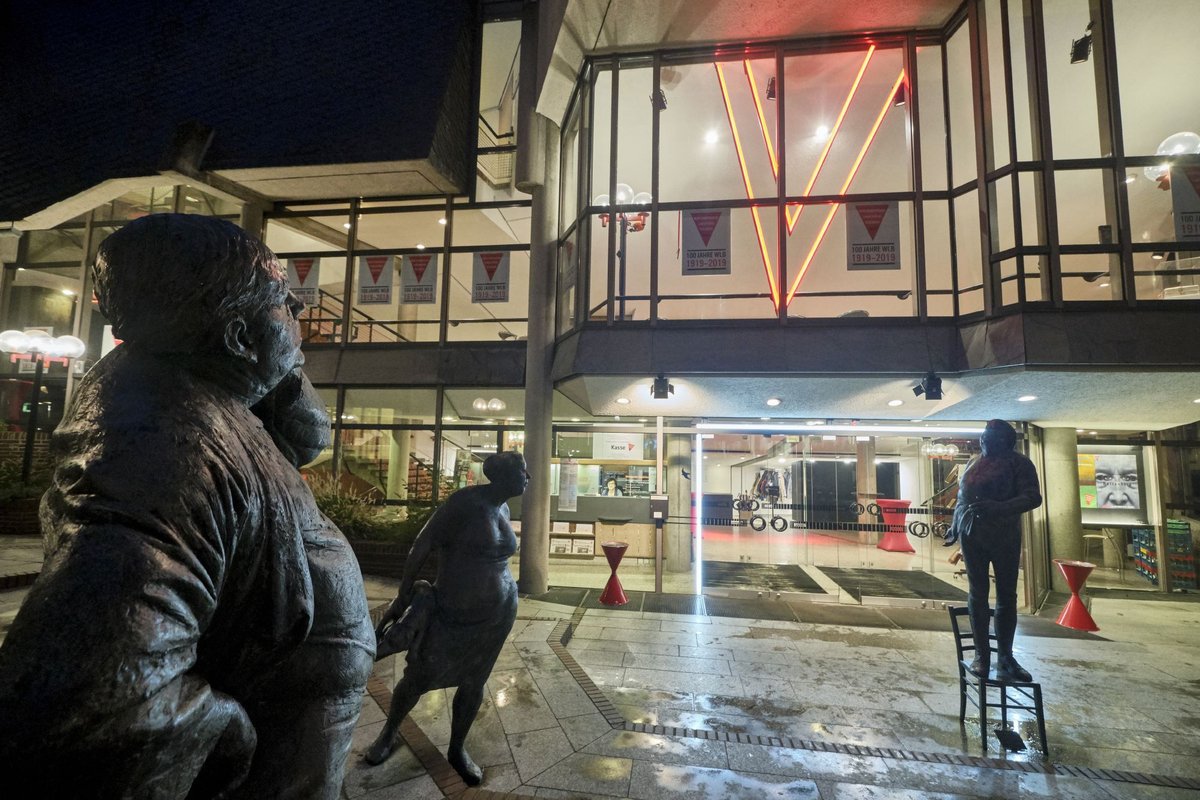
[944,419,1042,682]
[366,451,529,785]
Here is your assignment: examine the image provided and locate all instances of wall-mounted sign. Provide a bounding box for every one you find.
[400,253,438,305]
[846,201,901,270]
[1171,165,1200,242]
[1077,446,1148,526]
[286,257,320,306]
[681,208,731,275]
[472,251,510,302]
[558,458,578,512]
[357,255,394,304]
[593,432,643,461]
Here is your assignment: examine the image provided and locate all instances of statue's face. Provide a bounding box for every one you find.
[496,457,530,497]
[245,285,305,397]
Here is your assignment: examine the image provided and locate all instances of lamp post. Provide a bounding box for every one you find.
[0,330,87,482]
[595,183,651,320]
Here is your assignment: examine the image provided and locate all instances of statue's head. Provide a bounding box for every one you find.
[94,214,302,402]
[483,451,529,498]
[980,418,1017,456]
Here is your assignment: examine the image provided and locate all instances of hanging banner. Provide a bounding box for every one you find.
[286,257,320,306]
[681,208,731,275]
[558,458,578,512]
[593,432,644,461]
[846,201,901,270]
[472,251,510,302]
[357,255,394,304]
[400,253,438,305]
[1171,165,1200,242]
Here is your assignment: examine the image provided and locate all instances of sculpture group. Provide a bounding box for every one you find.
[0,214,526,796]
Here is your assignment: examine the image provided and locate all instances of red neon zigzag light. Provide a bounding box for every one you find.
[716,54,903,309]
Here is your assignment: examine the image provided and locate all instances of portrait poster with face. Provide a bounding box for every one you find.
[400,253,438,305]
[846,201,901,270]
[286,257,321,306]
[357,255,394,305]
[472,251,510,303]
[1078,447,1147,525]
[681,208,731,275]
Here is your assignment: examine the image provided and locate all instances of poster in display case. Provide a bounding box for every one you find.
[1078,446,1148,525]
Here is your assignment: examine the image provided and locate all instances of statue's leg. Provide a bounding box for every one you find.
[364,675,425,766]
[447,681,486,785]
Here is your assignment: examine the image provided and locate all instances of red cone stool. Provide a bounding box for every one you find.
[1054,558,1099,632]
[875,498,916,553]
[599,541,629,606]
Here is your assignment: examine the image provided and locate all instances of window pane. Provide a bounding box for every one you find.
[1055,170,1118,245]
[983,0,1010,169]
[918,46,948,190]
[446,250,529,341]
[343,388,437,424]
[1043,0,1104,158]
[1062,253,1123,301]
[954,189,984,313]
[924,200,955,316]
[947,22,976,184]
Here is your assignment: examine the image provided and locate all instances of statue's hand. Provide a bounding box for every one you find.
[251,368,331,467]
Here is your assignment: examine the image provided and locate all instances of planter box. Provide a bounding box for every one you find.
[0,497,41,537]
[347,538,437,582]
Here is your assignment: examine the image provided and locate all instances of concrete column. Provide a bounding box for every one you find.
[386,429,411,505]
[1043,427,1083,592]
[665,434,693,574]
[517,114,559,597]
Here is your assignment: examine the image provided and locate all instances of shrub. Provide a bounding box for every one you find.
[0,460,52,505]
[305,471,432,549]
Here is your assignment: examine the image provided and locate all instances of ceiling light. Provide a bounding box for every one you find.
[887,399,904,407]
[616,397,630,405]
[1089,430,1098,435]
[1076,428,1085,432]
[856,436,870,442]
[760,417,771,421]
[1018,395,1037,402]
[651,375,674,400]
[704,129,719,145]
[438,217,447,225]
[342,223,351,229]
[778,457,787,463]
[822,435,836,441]
[638,418,647,422]
[571,417,581,422]
[1125,174,1136,184]
[815,124,830,139]
[1193,399,1200,404]
[416,243,426,250]
[1152,251,1164,260]
[807,419,822,425]
[1099,282,1110,288]
[766,397,782,407]
[443,416,456,422]
[61,289,75,296]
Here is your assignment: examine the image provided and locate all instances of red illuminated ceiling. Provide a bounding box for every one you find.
[716,51,905,311]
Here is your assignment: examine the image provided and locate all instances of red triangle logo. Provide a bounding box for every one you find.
[855,204,890,240]
[292,258,314,284]
[1185,166,1200,199]
[409,255,432,282]
[690,211,723,246]
[366,256,389,284]
[480,252,504,280]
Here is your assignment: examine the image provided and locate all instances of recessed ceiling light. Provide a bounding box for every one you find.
[760,417,771,421]
[1089,430,1097,435]
[856,436,870,442]
[766,397,782,407]
[887,399,904,407]
[571,417,580,422]
[822,435,836,441]
[704,129,719,144]
[616,397,630,405]
[438,217,447,225]
[1018,395,1037,402]
[777,457,787,463]
[62,289,75,296]
[807,419,822,425]
[443,416,456,422]
[342,222,351,229]
[416,243,426,250]
[638,418,647,422]
[1193,399,1200,404]
[1099,282,1110,288]
[910,419,922,423]
[1076,428,1085,432]
[815,124,830,139]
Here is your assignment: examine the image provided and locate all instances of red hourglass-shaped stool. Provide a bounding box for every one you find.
[599,541,629,606]
[1054,558,1099,632]
[875,498,916,553]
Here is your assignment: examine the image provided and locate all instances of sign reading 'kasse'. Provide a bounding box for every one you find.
[472,251,510,302]
[357,255,394,304]
[401,253,438,304]
[682,208,731,275]
[286,257,320,306]
[846,201,901,270]
[1171,165,1200,242]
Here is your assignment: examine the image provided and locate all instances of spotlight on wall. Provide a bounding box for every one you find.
[651,89,668,110]
[1069,22,1093,64]
[651,375,675,400]
[912,373,943,401]
[765,77,777,100]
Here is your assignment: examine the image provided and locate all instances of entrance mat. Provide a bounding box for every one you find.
[529,586,589,607]
[818,567,968,602]
[701,560,826,594]
[580,589,645,611]
[704,595,798,622]
[789,602,895,628]
[643,593,707,616]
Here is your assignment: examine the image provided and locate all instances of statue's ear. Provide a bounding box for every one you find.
[224,316,259,364]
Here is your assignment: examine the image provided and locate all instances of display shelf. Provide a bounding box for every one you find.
[1131,527,1158,585]
[1166,520,1196,590]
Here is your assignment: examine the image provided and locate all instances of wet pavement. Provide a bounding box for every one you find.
[2,536,1198,798]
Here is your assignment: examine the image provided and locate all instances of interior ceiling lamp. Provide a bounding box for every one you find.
[912,373,943,401]
[651,375,674,400]
[651,89,667,110]
[1143,131,1200,185]
[472,397,506,412]
[1069,22,1093,64]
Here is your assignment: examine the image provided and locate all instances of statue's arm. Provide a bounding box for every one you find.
[994,456,1043,516]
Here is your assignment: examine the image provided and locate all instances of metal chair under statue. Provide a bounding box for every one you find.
[947,606,1049,756]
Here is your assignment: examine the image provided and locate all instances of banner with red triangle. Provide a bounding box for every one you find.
[472,251,510,303]
[681,208,731,275]
[357,255,394,304]
[286,257,320,306]
[1171,165,1200,243]
[401,253,438,305]
[846,201,900,270]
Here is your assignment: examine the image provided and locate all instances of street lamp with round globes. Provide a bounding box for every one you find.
[0,330,88,481]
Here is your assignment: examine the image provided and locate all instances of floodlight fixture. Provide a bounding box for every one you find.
[912,373,943,401]
[651,375,674,400]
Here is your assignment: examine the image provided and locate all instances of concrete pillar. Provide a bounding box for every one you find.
[1043,427,1083,592]
[386,429,411,505]
[517,114,559,596]
[665,434,693,574]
